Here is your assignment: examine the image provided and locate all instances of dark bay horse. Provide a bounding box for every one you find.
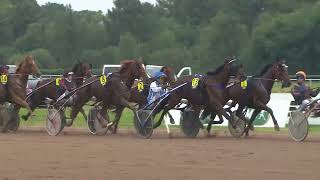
[109,66,177,134]
[152,59,246,132]
[204,60,291,136]
[0,55,40,131]
[23,62,92,121]
[71,60,147,128]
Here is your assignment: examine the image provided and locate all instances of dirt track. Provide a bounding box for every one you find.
[1,128,320,180]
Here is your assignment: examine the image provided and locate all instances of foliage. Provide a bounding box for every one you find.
[0,0,320,75]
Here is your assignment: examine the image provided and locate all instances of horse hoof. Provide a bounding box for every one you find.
[244,132,249,137]
[274,125,280,131]
[249,125,254,131]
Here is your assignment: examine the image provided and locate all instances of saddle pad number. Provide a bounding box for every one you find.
[56,78,62,86]
[0,75,7,84]
[100,75,107,86]
[137,81,144,92]
[192,78,199,89]
[241,80,247,89]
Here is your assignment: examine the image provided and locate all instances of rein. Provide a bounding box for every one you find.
[25,75,99,100]
[250,77,280,82]
[25,79,56,100]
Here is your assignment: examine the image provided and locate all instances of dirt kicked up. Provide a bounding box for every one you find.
[1,128,320,180]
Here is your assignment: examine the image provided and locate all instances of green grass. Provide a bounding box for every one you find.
[19,106,136,128]
[18,107,320,134]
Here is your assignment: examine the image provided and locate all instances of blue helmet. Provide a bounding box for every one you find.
[154,71,167,79]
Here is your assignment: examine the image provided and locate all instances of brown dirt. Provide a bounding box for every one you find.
[1,127,320,180]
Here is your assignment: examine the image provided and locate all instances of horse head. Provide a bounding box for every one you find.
[72,62,92,78]
[16,55,40,76]
[160,66,176,84]
[120,59,148,80]
[271,60,291,88]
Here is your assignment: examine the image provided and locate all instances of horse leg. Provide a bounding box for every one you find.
[244,109,261,137]
[153,102,177,129]
[119,96,138,111]
[97,105,111,129]
[153,107,169,129]
[209,101,232,124]
[166,111,175,124]
[200,106,211,120]
[255,101,280,131]
[22,96,40,121]
[235,105,250,129]
[11,97,33,119]
[80,108,87,122]
[206,115,215,134]
[111,107,125,134]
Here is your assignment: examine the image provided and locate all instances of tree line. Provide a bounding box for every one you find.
[0,0,319,74]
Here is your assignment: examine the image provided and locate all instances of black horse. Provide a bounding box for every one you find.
[204,60,291,136]
[152,58,246,134]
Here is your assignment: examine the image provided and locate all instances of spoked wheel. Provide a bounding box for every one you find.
[6,104,20,132]
[228,111,246,138]
[46,108,66,136]
[134,110,154,138]
[288,111,309,142]
[180,109,200,138]
[87,107,108,135]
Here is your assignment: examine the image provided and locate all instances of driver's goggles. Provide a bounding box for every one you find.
[296,75,305,80]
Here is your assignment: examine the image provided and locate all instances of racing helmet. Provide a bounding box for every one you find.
[154,71,167,79]
[295,71,306,80]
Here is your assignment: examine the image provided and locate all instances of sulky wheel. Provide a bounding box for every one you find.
[180,109,200,138]
[288,111,309,142]
[134,110,154,138]
[46,108,66,136]
[228,111,246,138]
[87,107,108,135]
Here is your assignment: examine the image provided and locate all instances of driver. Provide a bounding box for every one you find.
[291,71,320,106]
[147,71,168,105]
[57,72,75,102]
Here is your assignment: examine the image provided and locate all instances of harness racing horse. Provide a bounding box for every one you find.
[152,59,246,134]
[0,55,40,132]
[70,60,148,128]
[109,66,176,134]
[204,60,291,136]
[22,62,92,121]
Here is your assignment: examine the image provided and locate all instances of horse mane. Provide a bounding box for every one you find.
[206,64,225,76]
[257,64,272,77]
[72,63,81,73]
[15,56,30,73]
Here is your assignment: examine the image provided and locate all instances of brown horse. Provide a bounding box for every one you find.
[70,59,147,127]
[1,55,40,131]
[152,59,246,132]
[23,62,92,121]
[109,66,176,134]
[204,60,291,136]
